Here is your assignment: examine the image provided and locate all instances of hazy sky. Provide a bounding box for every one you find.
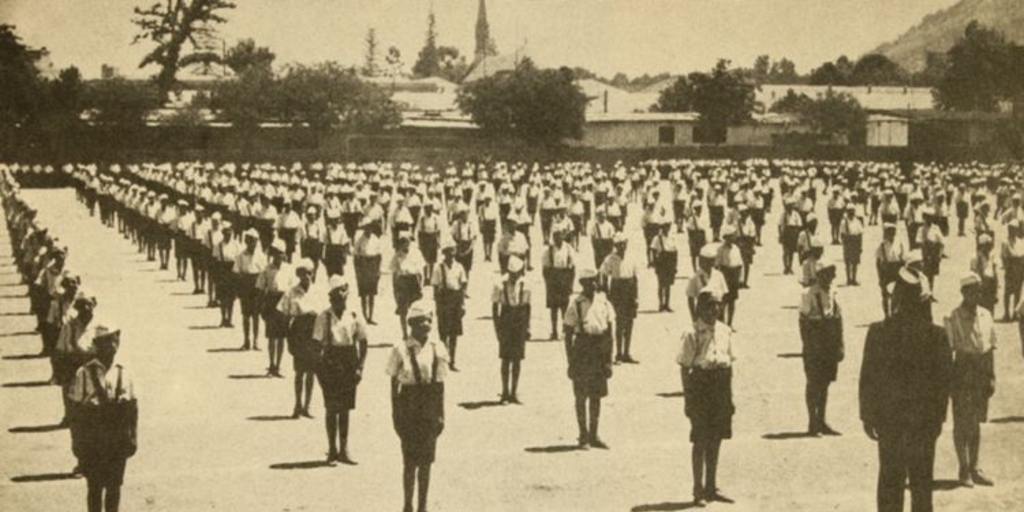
[3,0,961,79]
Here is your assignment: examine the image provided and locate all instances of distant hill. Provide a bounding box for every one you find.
[873,0,1024,71]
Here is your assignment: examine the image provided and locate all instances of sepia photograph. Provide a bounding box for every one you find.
[1,0,1023,511]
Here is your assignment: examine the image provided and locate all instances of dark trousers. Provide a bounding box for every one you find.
[877,431,937,512]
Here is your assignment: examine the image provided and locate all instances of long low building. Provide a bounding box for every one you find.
[567,112,809,149]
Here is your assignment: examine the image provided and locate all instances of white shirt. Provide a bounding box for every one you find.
[564,292,616,335]
[678,319,736,369]
[945,305,996,355]
[69,359,136,405]
[386,338,450,386]
[313,308,368,347]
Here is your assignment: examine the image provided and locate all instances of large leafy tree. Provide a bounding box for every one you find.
[277,62,399,136]
[41,66,86,132]
[849,54,907,86]
[769,89,814,114]
[651,75,695,112]
[809,55,854,86]
[655,60,755,137]
[690,60,756,138]
[223,38,274,76]
[457,59,588,143]
[935,21,1017,112]
[0,24,47,131]
[84,78,162,128]
[212,67,277,132]
[436,46,468,83]
[804,91,866,144]
[132,0,236,97]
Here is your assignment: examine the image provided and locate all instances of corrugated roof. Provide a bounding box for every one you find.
[585,112,699,123]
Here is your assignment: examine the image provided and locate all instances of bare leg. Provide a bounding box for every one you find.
[574,395,588,443]
[303,373,314,413]
[691,442,705,501]
[417,463,432,512]
[500,360,510,400]
[326,412,338,457]
[403,464,415,512]
[511,360,521,400]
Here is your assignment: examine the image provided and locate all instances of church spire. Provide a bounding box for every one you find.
[475,0,490,61]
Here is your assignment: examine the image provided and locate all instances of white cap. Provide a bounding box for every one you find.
[960,272,981,288]
[578,268,598,282]
[407,300,434,322]
[699,243,720,259]
[507,256,525,274]
[270,239,286,253]
[93,323,121,342]
[294,258,315,273]
[328,275,349,295]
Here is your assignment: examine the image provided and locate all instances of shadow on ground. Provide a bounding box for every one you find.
[269,460,333,470]
[11,472,80,483]
[631,501,702,511]
[9,424,65,434]
[524,444,584,454]
[3,380,51,388]
[458,400,505,410]
[763,431,818,440]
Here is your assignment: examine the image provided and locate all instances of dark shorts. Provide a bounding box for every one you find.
[81,455,127,487]
[685,367,734,442]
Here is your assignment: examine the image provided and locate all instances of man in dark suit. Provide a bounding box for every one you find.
[860,268,953,512]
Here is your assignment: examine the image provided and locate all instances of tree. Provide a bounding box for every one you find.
[436,46,469,84]
[809,63,848,86]
[457,59,589,143]
[769,89,814,114]
[935,21,1016,112]
[753,55,771,83]
[212,68,277,132]
[610,72,630,89]
[411,9,440,78]
[769,58,799,83]
[132,0,237,97]
[690,60,756,141]
[84,78,161,128]
[913,52,950,87]
[276,62,399,137]
[651,76,695,112]
[362,28,381,77]
[223,38,274,76]
[385,46,404,79]
[40,66,86,132]
[0,24,47,131]
[803,91,866,144]
[849,54,907,86]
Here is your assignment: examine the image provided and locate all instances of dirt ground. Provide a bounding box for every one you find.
[2,187,1022,512]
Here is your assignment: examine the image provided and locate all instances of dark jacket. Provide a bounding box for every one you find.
[859,315,953,438]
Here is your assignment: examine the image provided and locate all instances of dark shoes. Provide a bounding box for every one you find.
[971,469,994,487]
[337,452,358,465]
[704,489,734,504]
[958,469,974,488]
[819,423,841,436]
[589,437,609,449]
[577,436,590,449]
